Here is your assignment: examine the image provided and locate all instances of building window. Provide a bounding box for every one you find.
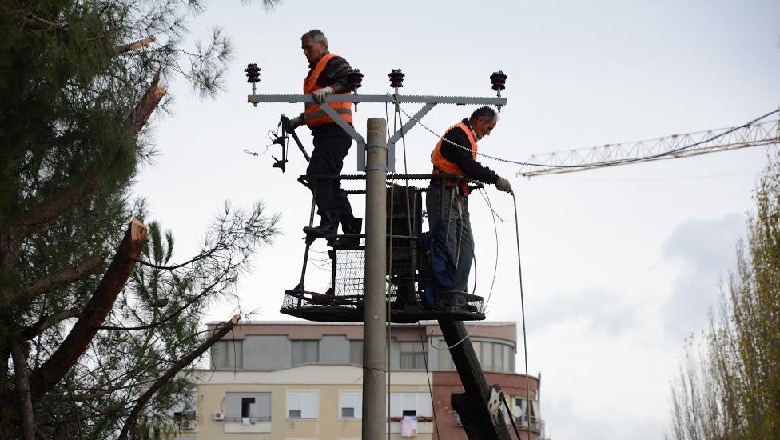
[211,340,243,370]
[291,340,319,365]
[472,340,515,373]
[349,340,363,366]
[399,341,427,370]
[224,392,271,423]
[390,393,432,418]
[437,338,455,370]
[287,391,318,419]
[339,391,363,419]
[504,344,515,372]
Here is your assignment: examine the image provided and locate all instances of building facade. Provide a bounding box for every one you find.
[180,321,544,440]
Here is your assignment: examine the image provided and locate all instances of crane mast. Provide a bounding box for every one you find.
[517,116,780,177]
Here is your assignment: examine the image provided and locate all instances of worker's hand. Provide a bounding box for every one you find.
[288,116,303,130]
[312,86,334,104]
[495,176,513,194]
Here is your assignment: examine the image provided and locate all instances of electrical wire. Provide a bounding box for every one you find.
[500,393,523,439]
[395,100,442,440]
[511,192,532,428]
[396,105,545,167]
[385,97,400,440]
[416,323,442,440]
[476,188,501,307]
[398,105,780,170]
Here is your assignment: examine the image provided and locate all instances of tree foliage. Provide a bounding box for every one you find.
[667,150,780,440]
[0,0,280,438]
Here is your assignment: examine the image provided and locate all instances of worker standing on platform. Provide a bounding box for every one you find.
[427,106,513,294]
[288,29,361,248]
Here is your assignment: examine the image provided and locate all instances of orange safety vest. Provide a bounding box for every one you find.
[431,121,478,196]
[303,53,353,128]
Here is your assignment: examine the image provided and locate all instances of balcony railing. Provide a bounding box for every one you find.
[224,416,272,423]
[515,415,544,432]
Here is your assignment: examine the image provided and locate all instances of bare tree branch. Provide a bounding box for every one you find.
[21,309,82,340]
[115,36,156,55]
[133,69,166,134]
[17,11,68,32]
[28,219,147,400]
[117,315,240,440]
[16,254,103,303]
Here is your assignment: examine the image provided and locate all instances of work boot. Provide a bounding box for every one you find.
[303,211,339,238]
[330,217,362,249]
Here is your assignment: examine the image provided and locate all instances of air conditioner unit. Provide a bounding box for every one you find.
[213,412,225,421]
[181,420,196,431]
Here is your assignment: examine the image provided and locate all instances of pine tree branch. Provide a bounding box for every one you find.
[16,254,103,304]
[132,244,220,271]
[28,219,147,400]
[8,170,105,231]
[7,70,165,233]
[10,338,35,440]
[20,309,82,340]
[17,11,69,32]
[117,315,240,440]
[115,36,156,55]
[71,379,132,402]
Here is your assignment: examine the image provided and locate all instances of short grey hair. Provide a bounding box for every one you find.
[301,29,328,48]
[470,106,497,124]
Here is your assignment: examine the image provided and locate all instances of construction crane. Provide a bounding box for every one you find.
[516,110,780,178]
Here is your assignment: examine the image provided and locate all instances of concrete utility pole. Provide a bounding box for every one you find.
[363,118,388,439]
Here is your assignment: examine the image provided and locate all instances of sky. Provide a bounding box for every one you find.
[133,1,780,439]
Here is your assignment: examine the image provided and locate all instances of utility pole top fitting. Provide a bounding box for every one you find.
[245,63,261,83]
[349,68,364,93]
[490,70,507,91]
[245,63,262,105]
[388,69,405,88]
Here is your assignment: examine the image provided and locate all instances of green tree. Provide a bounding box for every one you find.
[0,1,279,439]
[667,150,780,440]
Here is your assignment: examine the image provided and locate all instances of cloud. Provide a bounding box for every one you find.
[660,213,745,339]
[543,392,665,440]
[529,287,642,336]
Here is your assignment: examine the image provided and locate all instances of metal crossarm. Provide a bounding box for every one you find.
[247,93,507,106]
[248,92,508,172]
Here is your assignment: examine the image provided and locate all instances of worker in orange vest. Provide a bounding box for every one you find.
[289,30,360,248]
[427,106,513,295]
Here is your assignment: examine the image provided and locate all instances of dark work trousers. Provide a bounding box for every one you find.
[426,182,473,293]
[306,124,356,223]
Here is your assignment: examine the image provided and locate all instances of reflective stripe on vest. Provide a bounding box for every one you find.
[303,53,353,127]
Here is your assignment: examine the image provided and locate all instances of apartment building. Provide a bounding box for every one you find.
[181,321,544,440]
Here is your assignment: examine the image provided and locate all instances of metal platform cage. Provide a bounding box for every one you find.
[281,179,486,323]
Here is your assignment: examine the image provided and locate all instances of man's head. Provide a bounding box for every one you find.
[301,30,328,64]
[469,106,498,140]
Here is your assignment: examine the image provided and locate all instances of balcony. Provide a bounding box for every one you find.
[222,416,272,434]
[515,415,544,433]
